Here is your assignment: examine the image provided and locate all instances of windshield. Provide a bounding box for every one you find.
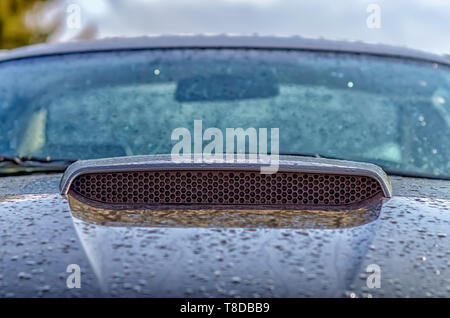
[0,49,449,178]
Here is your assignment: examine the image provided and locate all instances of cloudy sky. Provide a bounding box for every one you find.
[43,0,450,55]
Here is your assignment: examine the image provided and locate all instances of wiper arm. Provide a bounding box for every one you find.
[280,152,450,180]
[279,152,342,160]
[0,155,77,174]
[0,155,76,166]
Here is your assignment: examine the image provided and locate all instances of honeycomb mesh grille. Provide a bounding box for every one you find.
[69,170,383,208]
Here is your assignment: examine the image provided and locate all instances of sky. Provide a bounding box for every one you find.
[40,0,450,55]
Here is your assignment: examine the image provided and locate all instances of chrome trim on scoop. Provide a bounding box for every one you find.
[60,154,392,198]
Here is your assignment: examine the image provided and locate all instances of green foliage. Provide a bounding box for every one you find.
[0,0,50,49]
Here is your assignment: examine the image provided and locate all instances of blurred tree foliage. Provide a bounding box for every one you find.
[0,0,52,49]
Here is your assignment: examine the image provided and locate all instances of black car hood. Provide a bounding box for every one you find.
[0,174,449,297]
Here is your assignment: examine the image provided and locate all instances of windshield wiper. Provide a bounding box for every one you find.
[0,155,77,175]
[278,152,344,160]
[2,153,448,180]
[280,152,450,180]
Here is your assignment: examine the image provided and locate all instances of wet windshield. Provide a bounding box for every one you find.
[0,49,449,178]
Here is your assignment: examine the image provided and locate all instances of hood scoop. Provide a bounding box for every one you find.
[60,155,392,210]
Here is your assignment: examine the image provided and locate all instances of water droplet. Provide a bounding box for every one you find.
[18,272,32,280]
[232,277,241,284]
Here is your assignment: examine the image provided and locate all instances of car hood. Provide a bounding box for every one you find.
[0,173,449,297]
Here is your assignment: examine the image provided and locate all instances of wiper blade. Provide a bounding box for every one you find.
[0,155,77,174]
[0,155,76,166]
[279,152,342,160]
[281,152,450,180]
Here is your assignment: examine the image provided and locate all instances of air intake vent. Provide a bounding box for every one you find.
[60,155,391,210]
[69,170,382,208]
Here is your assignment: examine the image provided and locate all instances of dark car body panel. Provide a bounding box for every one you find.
[1,173,449,297]
[1,35,450,67]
